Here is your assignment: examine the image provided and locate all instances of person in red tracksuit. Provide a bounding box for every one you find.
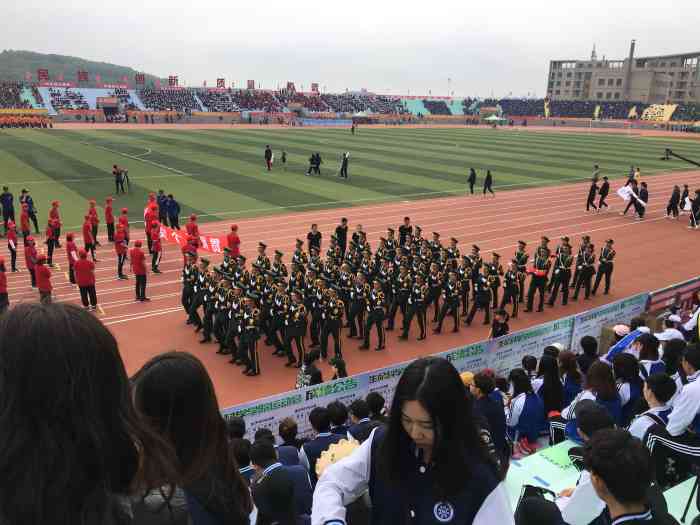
[88,200,100,247]
[105,197,115,242]
[74,249,97,310]
[144,203,158,254]
[45,219,58,267]
[20,204,30,244]
[118,208,130,243]
[115,224,129,280]
[24,236,37,287]
[7,220,18,272]
[150,222,162,273]
[186,214,200,242]
[182,235,199,266]
[35,254,52,304]
[82,215,97,262]
[130,240,149,301]
[66,233,79,284]
[0,256,7,314]
[227,224,241,258]
[49,200,61,247]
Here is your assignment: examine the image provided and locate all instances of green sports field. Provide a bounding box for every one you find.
[1,127,700,229]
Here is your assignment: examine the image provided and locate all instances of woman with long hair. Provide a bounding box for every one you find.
[558,350,583,406]
[0,303,177,525]
[506,368,546,456]
[613,353,644,426]
[662,338,687,393]
[635,333,665,378]
[531,355,564,416]
[312,357,512,524]
[550,361,622,444]
[131,351,252,525]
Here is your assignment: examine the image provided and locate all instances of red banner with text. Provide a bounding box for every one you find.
[158,224,227,254]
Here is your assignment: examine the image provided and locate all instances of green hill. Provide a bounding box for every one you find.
[0,49,164,86]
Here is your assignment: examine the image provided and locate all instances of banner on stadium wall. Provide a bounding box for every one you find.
[0,108,48,115]
[156,224,227,254]
[97,83,128,90]
[39,80,77,88]
[488,316,575,377]
[569,293,649,353]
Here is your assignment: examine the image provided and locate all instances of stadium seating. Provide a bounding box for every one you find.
[138,88,203,112]
[549,100,597,118]
[498,98,546,117]
[422,99,451,115]
[197,89,240,112]
[229,90,283,112]
[46,87,89,111]
[402,98,428,116]
[597,101,646,120]
[0,81,31,109]
[671,103,700,122]
[276,91,330,112]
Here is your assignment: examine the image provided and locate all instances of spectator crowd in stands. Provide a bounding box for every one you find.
[48,87,89,110]
[422,99,451,115]
[197,89,240,112]
[0,81,31,109]
[671,103,700,122]
[138,88,202,112]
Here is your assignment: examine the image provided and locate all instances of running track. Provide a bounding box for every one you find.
[3,170,699,407]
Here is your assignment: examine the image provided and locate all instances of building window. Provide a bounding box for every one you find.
[556,81,561,86]
[614,92,620,99]
[606,92,612,99]
[555,90,561,95]
[616,78,622,86]
[596,92,603,99]
[566,72,572,78]
[565,81,571,87]
[558,72,563,78]
[598,78,605,86]
[607,78,614,86]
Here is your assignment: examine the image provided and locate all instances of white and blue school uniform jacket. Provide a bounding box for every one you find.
[639,359,666,379]
[556,470,606,525]
[311,427,513,525]
[627,405,672,441]
[667,370,700,437]
[602,327,650,363]
[506,392,546,442]
[562,373,583,407]
[488,388,505,405]
[561,390,623,442]
[617,380,643,425]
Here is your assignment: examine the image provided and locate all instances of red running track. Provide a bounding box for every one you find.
[3,170,700,408]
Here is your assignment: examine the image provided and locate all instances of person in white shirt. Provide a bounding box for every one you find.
[645,346,700,488]
[627,373,676,441]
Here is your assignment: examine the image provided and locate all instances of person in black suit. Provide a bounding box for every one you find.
[586,178,598,211]
[339,152,349,179]
[468,168,477,195]
[635,182,649,220]
[334,218,348,256]
[598,176,610,211]
[483,170,494,197]
[264,145,273,171]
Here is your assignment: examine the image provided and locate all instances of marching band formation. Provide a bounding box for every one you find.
[180,217,616,378]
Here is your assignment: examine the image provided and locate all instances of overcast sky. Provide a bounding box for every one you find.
[3,0,699,97]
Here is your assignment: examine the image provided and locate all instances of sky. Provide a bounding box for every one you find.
[2,0,699,97]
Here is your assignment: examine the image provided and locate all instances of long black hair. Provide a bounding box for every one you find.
[663,338,686,377]
[508,368,533,397]
[0,303,177,525]
[132,351,252,523]
[537,355,564,413]
[378,357,492,498]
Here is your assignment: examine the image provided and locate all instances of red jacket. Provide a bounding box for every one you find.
[49,207,60,222]
[7,229,17,251]
[0,270,6,294]
[227,233,241,257]
[105,205,114,224]
[118,215,129,234]
[145,209,158,231]
[20,211,30,232]
[186,221,199,237]
[45,224,55,241]
[114,230,128,255]
[66,240,79,267]
[88,207,99,226]
[130,247,147,275]
[24,244,37,270]
[35,263,52,292]
[150,228,161,252]
[82,222,94,245]
[74,258,96,286]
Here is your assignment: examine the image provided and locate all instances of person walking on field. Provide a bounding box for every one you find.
[87,200,100,247]
[130,240,149,302]
[115,224,129,280]
[150,222,162,273]
[6,221,17,272]
[586,178,598,212]
[66,233,79,284]
[264,145,273,171]
[468,168,477,195]
[24,236,37,287]
[74,249,97,310]
[35,254,52,304]
[483,169,494,197]
[666,185,681,220]
[598,176,610,211]
[49,200,61,247]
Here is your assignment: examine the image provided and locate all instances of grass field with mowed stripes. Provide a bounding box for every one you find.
[1,127,700,229]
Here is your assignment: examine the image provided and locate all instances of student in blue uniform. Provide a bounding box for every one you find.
[506,368,547,456]
[636,334,665,379]
[311,357,512,525]
[627,373,675,441]
[558,350,583,407]
[299,407,344,484]
[327,401,350,436]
